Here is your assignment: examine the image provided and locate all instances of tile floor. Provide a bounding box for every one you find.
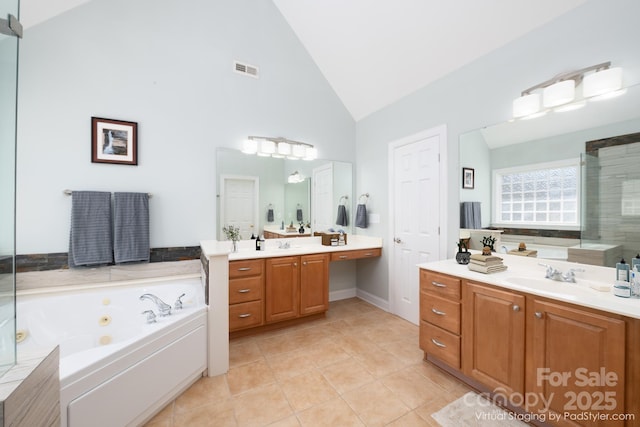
[145,298,472,427]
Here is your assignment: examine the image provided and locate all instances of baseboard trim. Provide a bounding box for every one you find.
[355,288,389,312]
[329,288,357,302]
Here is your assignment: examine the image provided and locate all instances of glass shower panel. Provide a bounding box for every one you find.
[0,0,19,377]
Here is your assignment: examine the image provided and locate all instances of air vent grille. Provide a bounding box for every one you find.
[234,61,259,78]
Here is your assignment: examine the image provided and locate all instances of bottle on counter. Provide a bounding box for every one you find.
[632,254,640,271]
[255,235,263,251]
[616,258,630,282]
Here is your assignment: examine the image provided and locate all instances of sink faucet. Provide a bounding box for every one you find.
[140,293,172,316]
[278,241,290,249]
[540,263,585,282]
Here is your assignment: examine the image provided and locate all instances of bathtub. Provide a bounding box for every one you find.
[500,243,568,261]
[17,276,207,427]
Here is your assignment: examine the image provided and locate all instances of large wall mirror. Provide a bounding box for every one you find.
[216,148,353,239]
[459,83,640,265]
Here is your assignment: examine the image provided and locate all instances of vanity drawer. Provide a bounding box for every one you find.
[229,276,263,304]
[330,248,381,261]
[420,294,460,335]
[420,321,460,369]
[420,270,461,300]
[229,259,264,279]
[229,300,263,331]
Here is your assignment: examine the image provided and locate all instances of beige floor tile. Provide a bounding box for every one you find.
[321,357,375,394]
[174,400,237,427]
[343,380,411,427]
[227,359,276,396]
[268,415,301,427]
[385,410,431,426]
[174,375,231,413]
[353,347,408,378]
[266,348,316,381]
[381,365,444,409]
[414,394,457,427]
[230,338,264,368]
[145,401,174,426]
[233,384,293,427]
[257,333,303,356]
[379,339,425,365]
[299,338,351,367]
[331,333,378,357]
[280,370,339,411]
[297,397,364,427]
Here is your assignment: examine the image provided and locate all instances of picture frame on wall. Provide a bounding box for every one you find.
[462,167,474,189]
[91,117,138,165]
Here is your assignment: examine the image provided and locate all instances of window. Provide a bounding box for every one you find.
[493,159,580,228]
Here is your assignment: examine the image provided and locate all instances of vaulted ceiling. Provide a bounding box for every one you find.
[20,0,586,120]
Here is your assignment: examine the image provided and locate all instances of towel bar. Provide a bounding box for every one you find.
[64,189,152,197]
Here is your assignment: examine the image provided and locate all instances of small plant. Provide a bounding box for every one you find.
[222,225,241,242]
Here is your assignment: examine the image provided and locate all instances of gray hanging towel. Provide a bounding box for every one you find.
[460,202,481,229]
[114,192,150,264]
[336,205,348,226]
[355,204,367,228]
[68,191,113,268]
[267,207,274,222]
[296,207,303,222]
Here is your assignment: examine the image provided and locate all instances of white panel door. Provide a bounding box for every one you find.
[391,132,442,324]
[220,175,259,239]
[312,163,333,232]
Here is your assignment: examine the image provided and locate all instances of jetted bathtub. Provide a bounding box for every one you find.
[17,276,208,427]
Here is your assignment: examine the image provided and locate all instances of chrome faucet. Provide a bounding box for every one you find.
[278,240,290,249]
[174,293,186,310]
[142,310,157,323]
[540,263,585,282]
[139,293,172,316]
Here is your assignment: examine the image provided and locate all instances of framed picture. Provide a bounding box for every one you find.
[462,167,475,189]
[91,117,138,165]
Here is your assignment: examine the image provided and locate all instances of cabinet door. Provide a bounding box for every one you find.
[265,256,299,323]
[528,299,625,427]
[300,253,329,315]
[463,282,525,396]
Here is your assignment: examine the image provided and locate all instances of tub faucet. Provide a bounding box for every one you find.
[174,293,186,310]
[140,293,172,316]
[142,310,157,324]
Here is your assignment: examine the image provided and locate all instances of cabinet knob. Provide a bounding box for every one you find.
[294,262,297,267]
[303,261,307,266]
[431,308,446,316]
[535,311,543,319]
[431,338,446,348]
[512,304,520,312]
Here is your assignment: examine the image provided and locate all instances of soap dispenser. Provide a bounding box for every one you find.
[632,254,640,272]
[616,258,630,282]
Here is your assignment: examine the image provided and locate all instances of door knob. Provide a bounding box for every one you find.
[394,237,403,244]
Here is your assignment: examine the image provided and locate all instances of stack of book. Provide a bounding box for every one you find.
[468,253,508,274]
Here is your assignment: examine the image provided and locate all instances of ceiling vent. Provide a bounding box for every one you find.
[234,61,259,79]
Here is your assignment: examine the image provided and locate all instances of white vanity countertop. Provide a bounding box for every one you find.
[418,253,640,320]
[201,235,383,261]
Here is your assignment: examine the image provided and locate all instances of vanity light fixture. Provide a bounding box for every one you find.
[287,171,305,184]
[242,136,317,160]
[512,62,623,119]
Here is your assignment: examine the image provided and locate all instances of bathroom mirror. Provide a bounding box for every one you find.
[216,148,353,239]
[459,83,640,264]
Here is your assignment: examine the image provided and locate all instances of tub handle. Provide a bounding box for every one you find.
[142,310,157,324]
[174,293,186,310]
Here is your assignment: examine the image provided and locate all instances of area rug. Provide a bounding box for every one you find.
[431,392,530,427]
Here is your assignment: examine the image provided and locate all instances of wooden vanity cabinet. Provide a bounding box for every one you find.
[265,254,329,323]
[419,270,462,369]
[419,268,638,427]
[228,259,265,331]
[462,281,525,397]
[526,299,625,426]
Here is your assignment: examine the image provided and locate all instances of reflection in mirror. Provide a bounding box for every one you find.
[216,148,353,239]
[459,83,640,266]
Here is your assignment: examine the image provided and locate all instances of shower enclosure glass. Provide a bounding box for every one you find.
[0,0,20,377]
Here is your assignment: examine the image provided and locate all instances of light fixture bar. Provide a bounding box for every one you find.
[519,62,611,96]
[244,136,317,160]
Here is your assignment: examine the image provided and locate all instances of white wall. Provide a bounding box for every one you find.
[354,0,640,300]
[16,0,355,253]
